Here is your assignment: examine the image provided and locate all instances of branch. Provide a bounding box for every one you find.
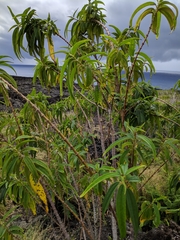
[0,77,93,175]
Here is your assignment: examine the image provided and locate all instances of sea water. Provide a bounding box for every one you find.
[1,64,180,90]
[2,64,35,77]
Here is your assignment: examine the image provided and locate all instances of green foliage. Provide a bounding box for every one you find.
[64,0,106,44]
[0,207,23,240]
[1,0,180,239]
[129,0,178,38]
[8,6,58,60]
[80,160,144,238]
[0,56,17,106]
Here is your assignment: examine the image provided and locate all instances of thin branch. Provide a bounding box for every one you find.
[55,32,72,47]
[157,97,180,113]
[2,86,22,135]
[41,181,70,240]
[138,158,168,192]
[0,77,93,175]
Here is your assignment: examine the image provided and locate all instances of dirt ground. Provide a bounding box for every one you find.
[1,76,180,239]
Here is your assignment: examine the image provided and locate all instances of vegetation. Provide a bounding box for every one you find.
[0,0,180,239]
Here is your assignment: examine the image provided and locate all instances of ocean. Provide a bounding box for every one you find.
[2,64,180,90]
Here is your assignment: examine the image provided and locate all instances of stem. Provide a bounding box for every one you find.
[157,97,180,113]
[64,157,94,238]
[122,21,154,130]
[55,32,72,47]
[92,194,98,239]
[50,185,94,240]
[0,77,93,175]
[41,181,70,240]
[97,196,102,240]
[2,86,22,135]
[97,106,106,155]
[74,85,106,110]
[75,98,98,159]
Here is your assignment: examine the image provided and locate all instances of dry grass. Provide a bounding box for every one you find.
[21,223,52,240]
[158,89,180,106]
[141,164,169,196]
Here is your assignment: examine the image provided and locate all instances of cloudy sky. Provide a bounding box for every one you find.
[0,0,180,72]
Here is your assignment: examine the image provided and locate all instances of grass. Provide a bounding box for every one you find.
[21,222,54,240]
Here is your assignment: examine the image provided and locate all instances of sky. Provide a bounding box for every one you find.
[0,0,180,72]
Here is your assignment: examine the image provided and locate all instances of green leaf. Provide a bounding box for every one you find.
[103,136,131,156]
[12,27,22,59]
[33,158,53,184]
[2,155,18,177]
[2,206,17,221]
[109,24,121,37]
[80,172,119,198]
[0,226,6,238]
[85,66,93,87]
[134,8,155,31]
[129,2,156,27]
[164,138,180,156]
[152,11,162,38]
[15,135,33,140]
[70,39,90,55]
[140,201,153,227]
[102,182,119,215]
[138,52,155,72]
[64,16,76,38]
[153,203,161,227]
[137,134,156,157]
[158,6,177,31]
[9,225,23,235]
[0,56,16,74]
[118,37,139,48]
[23,157,38,179]
[159,1,179,18]
[126,188,139,236]
[67,60,76,99]
[126,165,145,176]
[116,184,126,239]
[7,6,19,24]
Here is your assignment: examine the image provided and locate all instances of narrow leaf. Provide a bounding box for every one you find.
[158,6,177,31]
[7,6,19,24]
[102,182,119,215]
[80,172,119,198]
[137,134,156,157]
[134,8,155,31]
[126,165,145,176]
[103,136,131,156]
[129,2,156,27]
[126,188,139,236]
[116,184,126,239]
[85,66,93,87]
[153,203,161,227]
[24,157,38,179]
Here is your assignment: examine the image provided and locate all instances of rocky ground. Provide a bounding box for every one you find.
[0,76,69,111]
[1,76,180,239]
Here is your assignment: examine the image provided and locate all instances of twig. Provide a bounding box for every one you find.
[41,181,70,240]
[2,85,22,135]
[0,77,93,175]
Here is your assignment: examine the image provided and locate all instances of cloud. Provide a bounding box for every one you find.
[0,0,180,71]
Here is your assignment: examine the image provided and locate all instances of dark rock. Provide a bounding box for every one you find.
[0,76,70,111]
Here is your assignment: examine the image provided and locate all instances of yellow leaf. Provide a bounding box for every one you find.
[29,198,37,215]
[29,174,49,213]
[47,36,55,62]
